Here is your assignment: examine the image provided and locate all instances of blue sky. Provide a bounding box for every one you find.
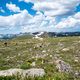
[0,0,80,34]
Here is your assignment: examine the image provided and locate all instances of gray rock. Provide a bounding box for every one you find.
[74,59,78,62]
[74,71,79,77]
[25,68,45,77]
[30,62,35,66]
[0,68,45,77]
[42,50,46,53]
[56,60,72,73]
[34,43,43,49]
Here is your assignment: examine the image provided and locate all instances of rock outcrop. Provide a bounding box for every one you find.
[0,68,45,77]
[56,60,72,73]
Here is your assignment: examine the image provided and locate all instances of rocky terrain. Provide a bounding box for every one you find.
[0,36,80,80]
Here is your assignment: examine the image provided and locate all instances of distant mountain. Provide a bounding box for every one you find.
[1,31,80,40]
[0,32,32,40]
[40,32,80,37]
[33,32,80,38]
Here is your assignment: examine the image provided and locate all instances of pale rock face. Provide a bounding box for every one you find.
[26,68,45,77]
[0,68,45,77]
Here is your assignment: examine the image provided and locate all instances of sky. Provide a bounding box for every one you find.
[0,0,80,34]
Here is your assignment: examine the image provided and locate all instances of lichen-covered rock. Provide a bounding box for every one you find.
[56,60,72,73]
[0,68,45,77]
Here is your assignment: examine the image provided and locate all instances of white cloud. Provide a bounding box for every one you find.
[55,15,80,28]
[1,0,80,33]
[0,9,33,30]
[0,10,46,31]
[74,12,80,19]
[21,12,80,32]
[19,0,23,2]
[30,11,45,25]
[6,2,21,12]
[20,0,80,17]
[45,16,56,25]
[40,21,47,27]
[0,7,5,13]
[1,9,5,13]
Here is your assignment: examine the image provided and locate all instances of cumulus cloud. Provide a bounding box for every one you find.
[74,12,80,19]
[6,2,21,12]
[1,0,80,33]
[0,9,46,31]
[40,21,47,27]
[45,16,56,25]
[0,7,5,13]
[22,12,80,32]
[19,0,23,2]
[0,9,33,30]
[55,14,80,29]
[19,0,80,17]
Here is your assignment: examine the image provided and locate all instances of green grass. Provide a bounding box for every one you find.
[20,65,32,69]
[0,36,80,80]
[14,34,35,39]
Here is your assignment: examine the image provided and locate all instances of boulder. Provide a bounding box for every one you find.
[56,60,72,73]
[0,68,45,77]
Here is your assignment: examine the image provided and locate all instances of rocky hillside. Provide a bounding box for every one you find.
[0,36,80,80]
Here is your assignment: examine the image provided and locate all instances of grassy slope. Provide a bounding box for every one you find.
[14,34,35,39]
[0,36,80,80]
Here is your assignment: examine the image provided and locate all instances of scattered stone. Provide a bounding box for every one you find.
[74,59,78,62]
[50,55,52,57]
[53,57,57,60]
[34,43,43,49]
[7,56,9,59]
[74,71,79,77]
[46,42,50,47]
[55,60,72,73]
[42,54,47,57]
[54,54,60,57]
[56,51,60,53]
[42,50,46,53]
[0,68,45,77]
[48,49,50,52]
[57,42,64,46]
[39,38,43,41]
[62,48,69,51]
[32,56,35,58]
[30,62,35,66]
[18,54,20,56]
[42,60,44,64]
